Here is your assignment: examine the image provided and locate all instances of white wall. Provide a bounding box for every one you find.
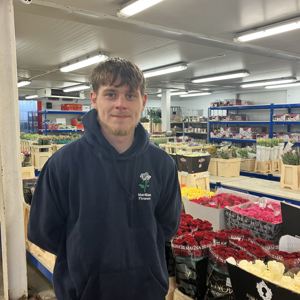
[168,87,299,117]
[286,86,300,104]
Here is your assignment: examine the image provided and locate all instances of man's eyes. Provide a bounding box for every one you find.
[105,92,116,98]
[126,94,137,100]
[104,92,138,100]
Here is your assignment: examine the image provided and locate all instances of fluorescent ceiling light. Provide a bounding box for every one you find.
[192,70,249,83]
[236,19,300,42]
[143,63,187,78]
[118,0,164,18]
[25,95,38,99]
[180,92,212,98]
[157,91,187,97]
[63,84,91,92]
[241,78,296,88]
[265,82,300,89]
[17,80,31,87]
[60,54,108,73]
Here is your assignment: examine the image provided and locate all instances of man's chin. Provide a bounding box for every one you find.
[111,129,130,136]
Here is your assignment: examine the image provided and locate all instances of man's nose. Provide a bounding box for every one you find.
[115,94,127,108]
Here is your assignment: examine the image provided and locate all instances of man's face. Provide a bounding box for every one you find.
[91,83,147,137]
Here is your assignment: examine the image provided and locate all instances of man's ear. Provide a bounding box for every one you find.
[90,91,97,109]
[142,94,148,109]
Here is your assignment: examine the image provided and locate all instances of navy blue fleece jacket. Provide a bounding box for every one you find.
[28,109,181,300]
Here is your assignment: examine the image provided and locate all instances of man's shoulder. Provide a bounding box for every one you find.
[147,142,175,166]
[48,138,85,165]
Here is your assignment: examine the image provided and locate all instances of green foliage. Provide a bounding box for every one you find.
[282,149,300,165]
[237,148,249,158]
[140,116,149,123]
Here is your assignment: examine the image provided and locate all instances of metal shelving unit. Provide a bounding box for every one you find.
[38,110,86,134]
[208,103,300,144]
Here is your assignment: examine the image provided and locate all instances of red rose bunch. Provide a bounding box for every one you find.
[193,231,215,246]
[210,244,253,266]
[230,239,268,259]
[219,228,253,240]
[176,213,212,236]
[253,238,276,250]
[172,234,203,257]
[230,201,282,224]
[267,249,300,269]
[191,193,249,209]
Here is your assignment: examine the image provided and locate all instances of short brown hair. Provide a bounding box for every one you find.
[91,57,146,95]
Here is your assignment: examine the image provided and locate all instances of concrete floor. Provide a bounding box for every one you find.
[27,263,56,300]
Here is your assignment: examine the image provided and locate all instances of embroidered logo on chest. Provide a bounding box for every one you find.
[138,172,152,201]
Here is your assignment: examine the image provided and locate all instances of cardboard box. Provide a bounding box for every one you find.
[224,198,282,242]
[183,197,225,230]
[183,188,258,231]
[228,263,300,300]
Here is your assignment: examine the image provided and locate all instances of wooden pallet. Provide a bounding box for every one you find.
[23,203,56,272]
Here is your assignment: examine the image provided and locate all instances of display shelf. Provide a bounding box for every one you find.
[209,104,271,110]
[38,109,86,134]
[273,103,300,109]
[208,103,300,144]
[209,121,270,125]
[38,110,86,115]
[240,171,280,182]
[40,129,84,133]
[210,137,256,143]
[273,121,300,125]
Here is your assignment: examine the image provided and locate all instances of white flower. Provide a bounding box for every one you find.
[140,172,151,181]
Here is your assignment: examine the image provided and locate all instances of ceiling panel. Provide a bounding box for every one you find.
[13,0,300,97]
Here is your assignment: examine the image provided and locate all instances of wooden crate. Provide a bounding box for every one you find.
[52,144,65,153]
[151,123,162,133]
[240,158,255,172]
[254,160,271,174]
[217,158,241,177]
[31,145,53,170]
[20,139,33,152]
[271,160,280,173]
[141,122,150,132]
[280,164,300,190]
[21,166,35,179]
[178,171,210,190]
[208,158,218,176]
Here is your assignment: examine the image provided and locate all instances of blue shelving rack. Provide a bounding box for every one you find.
[208,103,300,145]
[38,110,87,135]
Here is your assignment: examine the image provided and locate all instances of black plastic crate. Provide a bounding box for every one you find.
[177,155,211,173]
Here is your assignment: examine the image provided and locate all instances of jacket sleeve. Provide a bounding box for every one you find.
[156,159,181,241]
[28,158,67,255]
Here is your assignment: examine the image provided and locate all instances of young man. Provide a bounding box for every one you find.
[28,57,181,300]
